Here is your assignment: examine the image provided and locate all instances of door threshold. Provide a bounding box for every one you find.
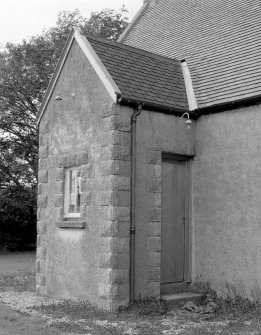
[160,282,191,295]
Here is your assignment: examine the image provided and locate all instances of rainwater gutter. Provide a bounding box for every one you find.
[118,96,197,119]
[130,103,143,303]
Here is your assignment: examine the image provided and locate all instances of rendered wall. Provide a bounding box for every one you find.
[37,40,133,310]
[134,109,196,297]
[194,104,261,299]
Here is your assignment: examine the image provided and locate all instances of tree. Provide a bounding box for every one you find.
[0,7,129,177]
[43,7,128,68]
[84,7,129,40]
[0,38,45,249]
[0,151,36,250]
[0,7,129,250]
[0,38,51,178]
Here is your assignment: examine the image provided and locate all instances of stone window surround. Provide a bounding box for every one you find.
[64,165,82,219]
[55,151,90,229]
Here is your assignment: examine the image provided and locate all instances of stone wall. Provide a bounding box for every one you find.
[98,105,132,309]
[134,109,196,297]
[37,35,201,310]
[37,40,132,310]
[194,103,261,299]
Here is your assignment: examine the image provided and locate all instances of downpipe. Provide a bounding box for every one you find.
[130,103,142,303]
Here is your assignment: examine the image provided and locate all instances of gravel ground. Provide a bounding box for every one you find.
[0,266,260,335]
[0,290,259,335]
[0,291,58,313]
[0,291,213,334]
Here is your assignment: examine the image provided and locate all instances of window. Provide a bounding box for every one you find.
[64,166,82,218]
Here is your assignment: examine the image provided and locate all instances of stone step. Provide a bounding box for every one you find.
[161,282,191,295]
[161,292,202,308]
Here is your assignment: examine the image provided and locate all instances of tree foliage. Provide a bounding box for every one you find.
[0,7,129,250]
[0,149,37,250]
[85,7,129,40]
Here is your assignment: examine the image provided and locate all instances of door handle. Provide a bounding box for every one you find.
[183,217,186,225]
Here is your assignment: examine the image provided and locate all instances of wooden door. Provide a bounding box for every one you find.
[161,155,190,291]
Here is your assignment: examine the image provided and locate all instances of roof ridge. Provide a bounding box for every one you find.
[83,33,180,65]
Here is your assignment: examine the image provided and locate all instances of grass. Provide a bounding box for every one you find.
[31,293,261,334]
[1,271,261,334]
[119,296,168,316]
[0,271,35,292]
[179,284,261,334]
[191,282,261,320]
[0,303,67,335]
[32,297,169,335]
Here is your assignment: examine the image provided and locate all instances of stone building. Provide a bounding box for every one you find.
[37,0,261,310]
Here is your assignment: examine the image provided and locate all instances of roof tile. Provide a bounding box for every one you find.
[122,0,261,108]
[85,35,188,111]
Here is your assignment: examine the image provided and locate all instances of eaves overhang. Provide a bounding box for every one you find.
[117,95,198,119]
[118,94,261,119]
[197,94,261,117]
[115,92,261,120]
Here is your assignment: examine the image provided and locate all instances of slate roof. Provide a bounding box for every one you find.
[120,0,261,109]
[86,35,189,112]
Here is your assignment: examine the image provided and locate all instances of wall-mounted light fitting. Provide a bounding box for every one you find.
[180,112,192,129]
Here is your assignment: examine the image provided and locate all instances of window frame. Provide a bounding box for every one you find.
[63,166,82,219]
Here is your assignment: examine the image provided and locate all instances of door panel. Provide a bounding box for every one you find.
[161,158,188,284]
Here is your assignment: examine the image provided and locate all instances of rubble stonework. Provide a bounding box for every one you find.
[36,40,134,310]
[37,36,196,310]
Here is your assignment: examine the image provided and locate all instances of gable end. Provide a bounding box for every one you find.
[37,28,121,125]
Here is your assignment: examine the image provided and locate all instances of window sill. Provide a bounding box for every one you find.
[56,220,86,229]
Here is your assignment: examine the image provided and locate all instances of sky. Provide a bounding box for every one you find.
[0,0,142,45]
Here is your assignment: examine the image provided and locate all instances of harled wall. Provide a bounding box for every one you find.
[38,34,261,309]
[134,109,196,297]
[194,103,261,299]
[37,40,133,310]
